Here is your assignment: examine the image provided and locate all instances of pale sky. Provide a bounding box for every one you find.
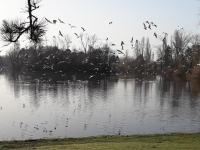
[0,0,200,57]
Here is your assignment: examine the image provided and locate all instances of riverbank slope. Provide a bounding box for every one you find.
[1,133,200,150]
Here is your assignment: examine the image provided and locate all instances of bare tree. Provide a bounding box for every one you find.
[191,34,200,66]
[156,45,164,70]
[79,33,90,54]
[64,35,72,50]
[88,34,98,48]
[144,37,151,63]
[57,34,72,50]
[171,29,192,67]
[140,37,145,57]
[0,0,46,46]
[134,37,145,59]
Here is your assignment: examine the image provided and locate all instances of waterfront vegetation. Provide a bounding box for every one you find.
[1,32,200,81]
[0,133,200,150]
[1,1,200,79]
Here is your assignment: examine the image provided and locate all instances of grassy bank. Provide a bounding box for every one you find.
[0,133,200,150]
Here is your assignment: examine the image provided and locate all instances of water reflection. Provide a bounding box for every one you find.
[0,71,200,141]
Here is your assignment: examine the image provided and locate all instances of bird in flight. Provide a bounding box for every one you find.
[109,22,113,24]
[162,32,168,42]
[45,18,52,24]
[81,27,85,32]
[130,37,133,43]
[163,37,166,42]
[162,32,168,36]
[59,31,63,36]
[68,24,75,28]
[74,33,80,38]
[143,23,147,30]
[106,38,108,41]
[131,44,134,49]
[154,33,157,38]
[121,41,125,50]
[89,75,95,79]
[117,49,125,55]
[148,24,151,30]
[152,24,157,28]
[53,20,57,24]
[58,18,65,24]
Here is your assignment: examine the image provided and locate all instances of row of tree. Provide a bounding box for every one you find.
[155,29,200,75]
[1,28,200,76]
[0,41,120,73]
[0,0,200,76]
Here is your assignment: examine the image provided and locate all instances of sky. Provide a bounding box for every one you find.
[0,0,200,57]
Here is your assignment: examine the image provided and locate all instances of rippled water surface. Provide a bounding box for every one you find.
[0,71,200,141]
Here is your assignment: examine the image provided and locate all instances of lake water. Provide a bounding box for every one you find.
[0,71,200,141]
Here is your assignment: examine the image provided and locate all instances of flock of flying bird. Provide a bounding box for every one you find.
[143,21,157,38]
[44,17,169,56]
[45,18,86,38]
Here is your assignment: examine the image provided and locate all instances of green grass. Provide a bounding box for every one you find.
[1,133,200,150]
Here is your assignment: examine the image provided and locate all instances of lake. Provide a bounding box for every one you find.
[0,71,200,141]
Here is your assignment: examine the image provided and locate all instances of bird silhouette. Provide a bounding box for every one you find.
[89,75,95,79]
[58,18,65,24]
[143,23,147,30]
[162,32,168,36]
[81,27,85,32]
[71,26,76,28]
[131,44,134,49]
[121,41,125,50]
[53,20,57,24]
[146,21,149,24]
[59,31,63,36]
[109,22,113,24]
[121,41,125,46]
[162,32,168,43]
[74,33,80,38]
[163,37,166,42]
[130,37,133,43]
[154,33,157,38]
[117,50,125,55]
[152,24,157,28]
[106,38,108,41]
[45,18,52,24]
[148,24,151,30]
[45,55,51,60]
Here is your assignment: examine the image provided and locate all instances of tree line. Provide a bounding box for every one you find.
[0,0,200,77]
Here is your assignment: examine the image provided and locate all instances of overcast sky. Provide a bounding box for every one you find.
[0,0,200,56]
